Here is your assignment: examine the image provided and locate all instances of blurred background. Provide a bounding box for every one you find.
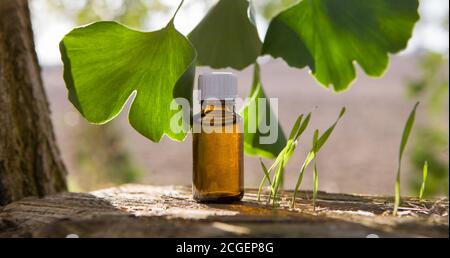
[29,0,449,197]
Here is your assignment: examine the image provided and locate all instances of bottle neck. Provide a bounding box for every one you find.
[201,99,235,113]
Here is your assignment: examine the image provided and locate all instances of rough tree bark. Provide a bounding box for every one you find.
[0,0,67,205]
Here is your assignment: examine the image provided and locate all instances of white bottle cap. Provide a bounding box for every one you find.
[198,72,237,100]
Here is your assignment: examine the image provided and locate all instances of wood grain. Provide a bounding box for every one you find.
[0,185,447,237]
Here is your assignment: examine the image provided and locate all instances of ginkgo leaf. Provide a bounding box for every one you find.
[242,63,286,159]
[189,0,262,70]
[60,19,196,142]
[263,0,420,91]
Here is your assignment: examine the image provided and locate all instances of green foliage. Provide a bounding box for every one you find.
[419,161,428,200]
[257,112,311,204]
[59,0,420,159]
[291,108,345,207]
[257,107,344,207]
[262,0,419,91]
[242,64,286,159]
[60,5,197,142]
[410,128,449,197]
[189,0,262,69]
[47,0,171,29]
[407,53,449,111]
[69,121,142,192]
[406,52,449,198]
[394,102,419,216]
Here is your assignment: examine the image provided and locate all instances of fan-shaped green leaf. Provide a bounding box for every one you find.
[242,63,286,159]
[263,0,419,91]
[60,20,196,142]
[189,0,262,69]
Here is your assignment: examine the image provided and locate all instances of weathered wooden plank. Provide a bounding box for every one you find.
[0,185,447,237]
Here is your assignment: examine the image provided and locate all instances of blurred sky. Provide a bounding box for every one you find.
[30,0,449,66]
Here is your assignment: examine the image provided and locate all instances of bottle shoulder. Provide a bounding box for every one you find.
[193,111,242,125]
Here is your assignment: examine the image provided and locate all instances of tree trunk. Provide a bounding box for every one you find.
[0,0,67,205]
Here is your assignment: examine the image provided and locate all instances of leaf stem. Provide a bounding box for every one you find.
[170,0,185,24]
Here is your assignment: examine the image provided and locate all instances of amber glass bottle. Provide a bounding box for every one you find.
[192,73,244,203]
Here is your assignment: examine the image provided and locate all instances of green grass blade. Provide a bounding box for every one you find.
[394,167,401,215]
[257,148,286,201]
[394,102,419,216]
[316,107,346,150]
[257,173,268,201]
[293,113,311,142]
[271,161,285,206]
[274,114,313,205]
[291,151,313,207]
[312,129,320,153]
[268,148,286,172]
[313,163,319,211]
[292,108,345,207]
[291,129,318,206]
[259,158,272,186]
[259,112,312,205]
[284,113,312,162]
[288,115,304,141]
[259,158,276,202]
[399,103,419,160]
[419,161,428,200]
